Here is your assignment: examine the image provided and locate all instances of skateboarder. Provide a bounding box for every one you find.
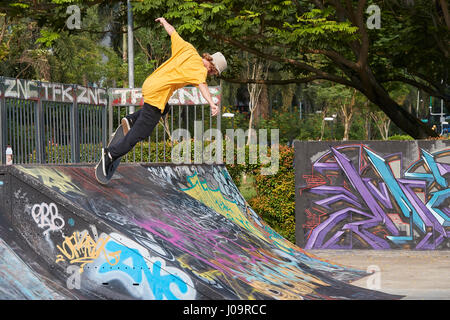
[101,17,227,177]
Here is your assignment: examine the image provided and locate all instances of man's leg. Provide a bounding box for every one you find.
[109,104,162,158]
[122,103,170,134]
[122,108,142,135]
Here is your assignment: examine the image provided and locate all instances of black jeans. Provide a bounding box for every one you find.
[107,103,170,159]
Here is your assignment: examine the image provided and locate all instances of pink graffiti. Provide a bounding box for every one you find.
[134,211,281,280]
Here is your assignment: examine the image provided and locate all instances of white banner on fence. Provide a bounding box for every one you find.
[1,77,107,105]
[109,86,221,106]
[0,77,221,107]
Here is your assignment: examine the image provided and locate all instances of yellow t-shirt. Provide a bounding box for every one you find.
[141,31,208,112]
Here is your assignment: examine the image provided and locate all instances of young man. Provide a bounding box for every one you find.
[102,17,227,176]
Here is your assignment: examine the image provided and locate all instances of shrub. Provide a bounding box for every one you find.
[247,145,296,243]
[388,134,414,141]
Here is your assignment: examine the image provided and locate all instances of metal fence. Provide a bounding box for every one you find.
[0,76,222,165]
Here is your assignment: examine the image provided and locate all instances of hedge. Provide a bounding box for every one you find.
[246,145,296,243]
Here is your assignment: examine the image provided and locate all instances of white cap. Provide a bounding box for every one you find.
[6,146,12,155]
[211,52,228,75]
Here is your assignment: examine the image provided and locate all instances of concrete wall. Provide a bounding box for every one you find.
[294,140,450,250]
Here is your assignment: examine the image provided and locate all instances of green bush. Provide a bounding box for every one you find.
[388,134,414,141]
[246,145,296,243]
[121,140,173,163]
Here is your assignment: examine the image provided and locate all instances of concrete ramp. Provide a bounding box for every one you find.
[0,164,402,299]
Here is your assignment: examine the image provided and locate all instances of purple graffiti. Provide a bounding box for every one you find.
[302,145,450,250]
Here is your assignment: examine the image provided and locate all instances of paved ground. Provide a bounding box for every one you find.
[309,250,450,300]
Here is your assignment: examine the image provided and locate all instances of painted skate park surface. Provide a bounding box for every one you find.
[0,163,402,300]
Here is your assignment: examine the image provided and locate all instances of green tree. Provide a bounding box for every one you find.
[141,0,448,139]
[3,0,448,140]
[0,17,50,80]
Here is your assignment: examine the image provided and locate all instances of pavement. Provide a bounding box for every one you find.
[310,249,450,300]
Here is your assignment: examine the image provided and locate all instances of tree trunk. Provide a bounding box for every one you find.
[370,111,391,140]
[341,89,356,141]
[361,73,438,139]
[253,83,269,125]
[246,55,267,142]
[248,112,254,143]
[282,84,296,113]
[383,120,391,140]
[363,101,371,139]
[320,118,325,141]
[365,116,371,140]
[343,117,350,141]
[258,84,269,120]
[319,106,328,141]
[438,0,450,29]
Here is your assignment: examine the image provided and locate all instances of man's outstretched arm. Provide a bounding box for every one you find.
[155,17,175,36]
[198,83,219,116]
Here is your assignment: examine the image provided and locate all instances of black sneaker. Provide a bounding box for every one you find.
[102,148,114,176]
[121,117,133,135]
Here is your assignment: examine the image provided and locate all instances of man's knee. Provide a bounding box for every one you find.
[162,103,171,116]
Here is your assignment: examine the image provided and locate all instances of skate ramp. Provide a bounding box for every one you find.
[0,164,403,299]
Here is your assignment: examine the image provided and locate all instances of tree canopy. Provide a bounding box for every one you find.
[1,0,449,138]
[150,0,449,138]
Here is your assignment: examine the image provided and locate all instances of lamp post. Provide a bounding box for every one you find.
[429,96,446,135]
[127,0,135,113]
[299,101,303,119]
[416,90,420,117]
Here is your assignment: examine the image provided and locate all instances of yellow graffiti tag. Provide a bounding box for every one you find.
[18,167,84,195]
[56,231,120,273]
[183,175,259,232]
[182,174,294,252]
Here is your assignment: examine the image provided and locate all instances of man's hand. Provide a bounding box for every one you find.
[210,104,219,117]
[155,17,166,25]
[155,17,175,35]
[198,83,219,116]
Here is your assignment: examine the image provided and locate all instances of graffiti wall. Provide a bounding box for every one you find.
[295,140,450,250]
